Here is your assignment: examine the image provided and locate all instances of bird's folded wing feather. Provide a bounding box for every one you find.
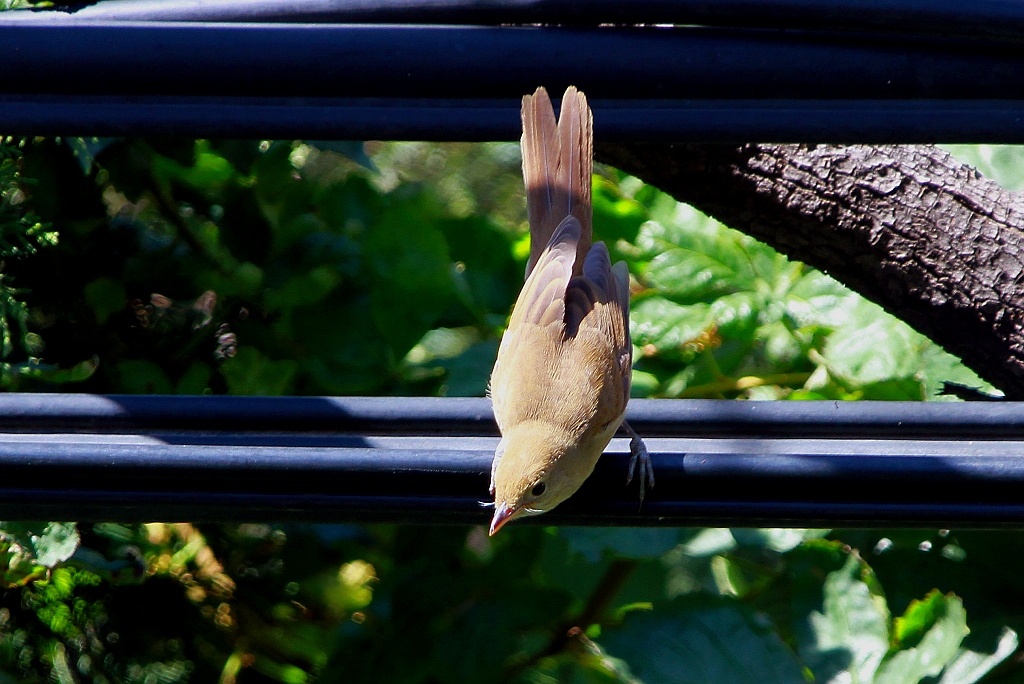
[564,243,633,419]
[490,217,580,428]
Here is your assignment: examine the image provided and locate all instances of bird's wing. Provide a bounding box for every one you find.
[490,216,581,428]
[562,242,633,418]
[507,216,580,333]
[565,242,628,342]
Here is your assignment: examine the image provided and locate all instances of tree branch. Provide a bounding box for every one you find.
[597,142,1024,399]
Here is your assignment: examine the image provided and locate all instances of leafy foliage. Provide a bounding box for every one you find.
[0,139,85,389]
[0,134,1018,682]
[610,179,994,401]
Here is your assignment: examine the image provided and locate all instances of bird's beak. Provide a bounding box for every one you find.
[489,501,517,536]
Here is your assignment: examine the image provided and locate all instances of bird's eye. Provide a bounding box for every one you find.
[531,482,547,497]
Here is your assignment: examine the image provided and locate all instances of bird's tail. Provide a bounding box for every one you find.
[521,86,593,278]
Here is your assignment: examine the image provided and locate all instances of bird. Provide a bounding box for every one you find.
[487,85,653,536]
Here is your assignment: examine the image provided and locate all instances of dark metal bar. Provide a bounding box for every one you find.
[4,96,1024,143]
[7,0,1024,45]
[8,394,1024,438]
[0,23,1023,141]
[3,394,1024,526]
[0,23,1018,100]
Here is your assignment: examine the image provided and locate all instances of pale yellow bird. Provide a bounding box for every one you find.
[488,86,653,535]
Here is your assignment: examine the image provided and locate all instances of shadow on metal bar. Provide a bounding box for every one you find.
[4,394,1024,527]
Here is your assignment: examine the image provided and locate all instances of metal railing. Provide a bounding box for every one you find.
[0,1,1021,526]
[1,395,1022,526]
[2,2,1024,141]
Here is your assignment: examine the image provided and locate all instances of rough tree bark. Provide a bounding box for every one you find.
[595,143,1024,399]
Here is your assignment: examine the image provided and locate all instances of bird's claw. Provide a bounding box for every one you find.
[489,437,507,498]
[623,421,654,502]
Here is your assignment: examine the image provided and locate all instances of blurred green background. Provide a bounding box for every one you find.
[0,134,1019,683]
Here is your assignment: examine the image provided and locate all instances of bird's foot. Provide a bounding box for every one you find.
[489,437,507,498]
[622,420,655,502]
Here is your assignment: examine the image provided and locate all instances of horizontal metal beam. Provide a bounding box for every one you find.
[2,23,1024,141]
[7,0,1024,45]
[5,394,1024,527]
[5,96,1024,143]
[8,394,1024,436]
[0,23,1016,100]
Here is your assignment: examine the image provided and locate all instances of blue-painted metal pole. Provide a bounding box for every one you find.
[1,23,1024,141]
[3,395,1024,526]
[6,0,1024,45]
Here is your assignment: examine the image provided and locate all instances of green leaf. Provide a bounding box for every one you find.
[528,636,639,683]
[436,340,497,397]
[404,327,497,396]
[254,658,310,684]
[593,176,649,244]
[601,595,806,684]
[820,299,920,386]
[290,295,396,394]
[0,522,80,568]
[152,141,238,198]
[874,591,968,684]
[83,276,126,325]
[315,175,384,238]
[438,216,519,316]
[265,265,342,311]
[201,261,264,299]
[942,145,1024,191]
[730,529,829,554]
[365,200,454,356]
[708,291,761,339]
[221,346,298,396]
[645,248,742,302]
[856,378,927,401]
[65,137,115,174]
[297,231,362,278]
[677,529,829,560]
[790,543,889,684]
[308,140,375,170]
[631,298,713,358]
[783,270,855,323]
[176,361,213,394]
[272,211,331,253]
[630,370,659,397]
[561,529,685,563]
[434,590,575,683]
[255,141,317,227]
[26,356,99,385]
[112,359,174,394]
[678,528,738,557]
[935,626,1018,684]
[30,523,80,568]
[892,589,957,649]
[917,343,999,400]
[537,530,633,606]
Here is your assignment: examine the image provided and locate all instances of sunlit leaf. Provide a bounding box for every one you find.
[936,626,1018,684]
[790,542,889,684]
[0,522,80,569]
[821,299,920,385]
[875,591,968,684]
[601,595,805,684]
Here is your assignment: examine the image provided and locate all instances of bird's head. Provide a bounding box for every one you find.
[489,422,594,535]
